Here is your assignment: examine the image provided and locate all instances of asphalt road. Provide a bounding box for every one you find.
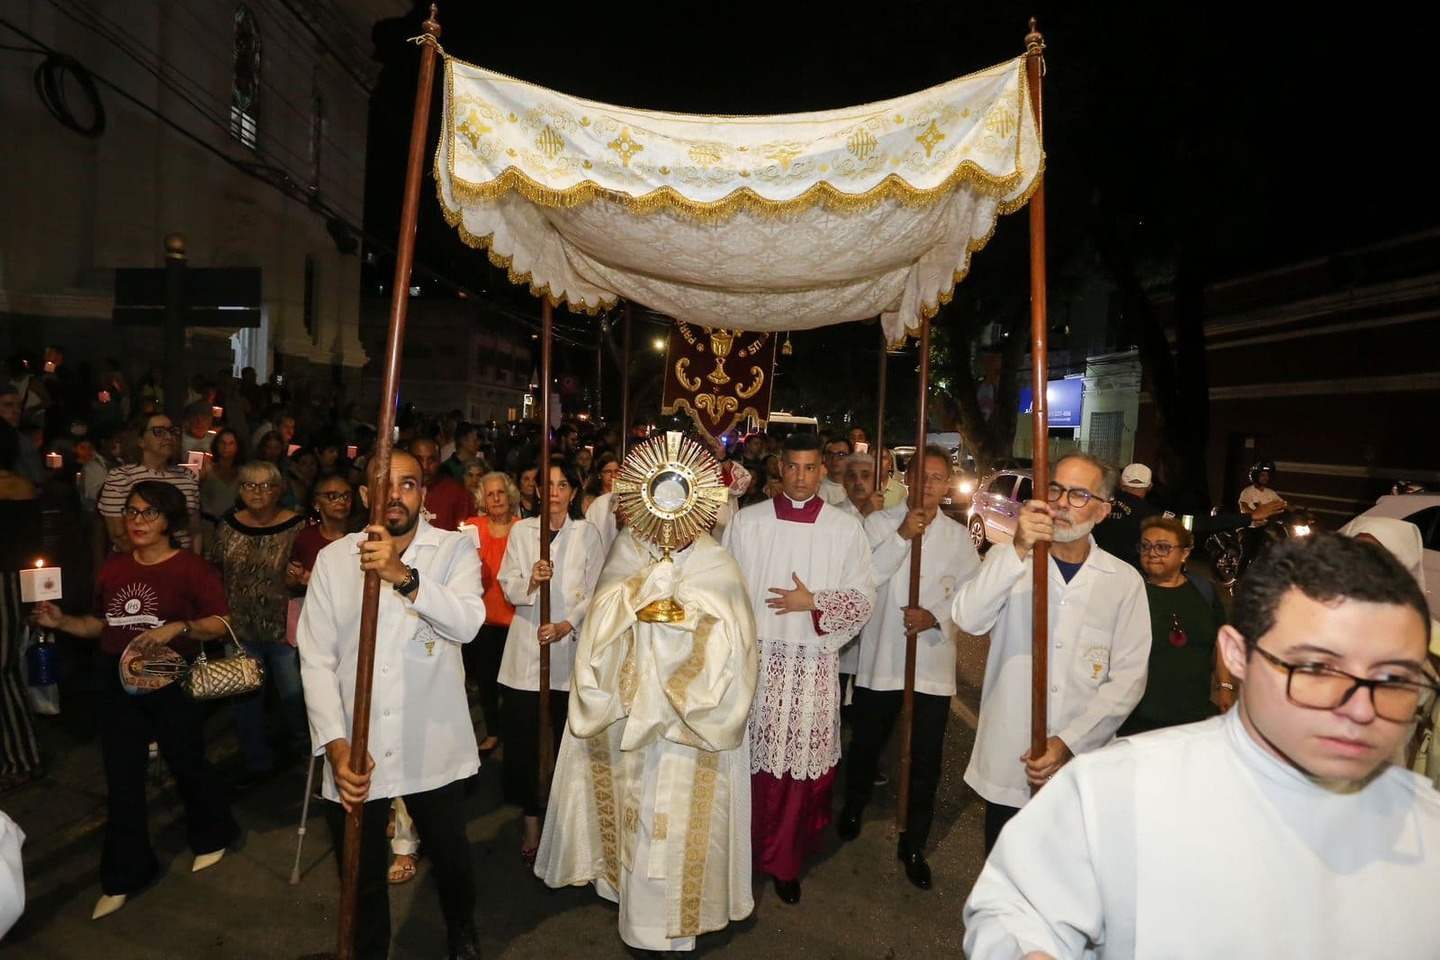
[2,664,994,960]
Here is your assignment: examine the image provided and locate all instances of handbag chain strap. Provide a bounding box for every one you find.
[192,616,241,664]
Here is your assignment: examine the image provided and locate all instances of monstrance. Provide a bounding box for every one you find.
[611,431,729,622]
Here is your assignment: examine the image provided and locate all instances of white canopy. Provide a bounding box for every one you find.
[435,53,1043,340]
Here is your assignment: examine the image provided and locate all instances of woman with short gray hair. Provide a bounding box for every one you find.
[208,456,307,787]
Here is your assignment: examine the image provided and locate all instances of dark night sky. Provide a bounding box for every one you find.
[360,3,1434,399]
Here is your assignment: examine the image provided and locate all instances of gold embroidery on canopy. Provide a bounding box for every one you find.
[608,128,644,167]
[440,59,1041,222]
[435,62,1046,336]
[536,125,564,158]
[916,119,946,157]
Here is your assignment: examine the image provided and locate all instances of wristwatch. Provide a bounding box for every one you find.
[179,620,193,636]
[394,566,420,597]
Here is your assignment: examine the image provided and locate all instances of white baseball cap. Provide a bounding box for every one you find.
[1121,463,1153,488]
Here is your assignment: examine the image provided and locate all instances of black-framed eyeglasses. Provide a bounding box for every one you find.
[1047,482,1098,509]
[121,506,163,522]
[149,425,182,438]
[826,450,848,460]
[1250,644,1439,723]
[241,481,279,492]
[1136,541,1178,556]
[316,491,353,503]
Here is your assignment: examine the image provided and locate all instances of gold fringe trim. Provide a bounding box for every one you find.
[438,58,1044,224]
[433,55,1047,330]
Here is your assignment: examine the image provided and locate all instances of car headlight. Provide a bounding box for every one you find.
[958,480,974,495]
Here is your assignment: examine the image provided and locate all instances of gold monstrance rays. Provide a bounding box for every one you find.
[611,432,728,555]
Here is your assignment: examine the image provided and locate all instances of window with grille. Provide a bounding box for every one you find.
[230,6,260,148]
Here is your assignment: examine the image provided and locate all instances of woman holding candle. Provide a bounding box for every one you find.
[0,421,42,793]
[1118,515,1235,735]
[32,481,239,918]
[197,428,242,542]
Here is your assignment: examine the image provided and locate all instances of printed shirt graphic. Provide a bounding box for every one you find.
[93,551,229,656]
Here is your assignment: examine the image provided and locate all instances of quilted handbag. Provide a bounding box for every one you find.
[183,616,264,700]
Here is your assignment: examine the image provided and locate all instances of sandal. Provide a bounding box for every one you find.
[520,845,538,867]
[388,854,418,884]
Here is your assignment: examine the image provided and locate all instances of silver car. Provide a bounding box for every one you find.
[967,469,1034,548]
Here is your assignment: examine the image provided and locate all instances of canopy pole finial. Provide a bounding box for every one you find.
[1026,18,1044,56]
[423,3,441,39]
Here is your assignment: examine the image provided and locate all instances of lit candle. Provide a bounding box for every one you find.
[212,405,224,419]
[20,559,62,603]
[346,444,358,459]
[45,452,62,469]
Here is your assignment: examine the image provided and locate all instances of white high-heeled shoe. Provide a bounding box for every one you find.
[192,849,226,873]
[92,893,127,920]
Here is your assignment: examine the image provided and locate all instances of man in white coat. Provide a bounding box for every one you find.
[964,533,1440,959]
[836,447,980,889]
[952,453,1149,852]
[722,433,875,905]
[298,450,486,960]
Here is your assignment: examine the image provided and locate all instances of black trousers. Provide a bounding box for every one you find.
[464,623,509,741]
[984,801,1021,854]
[97,657,238,894]
[323,779,477,960]
[843,686,950,849]
[499,685,567,816]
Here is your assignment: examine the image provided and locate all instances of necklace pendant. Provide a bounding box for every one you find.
[1168,613,1188,648]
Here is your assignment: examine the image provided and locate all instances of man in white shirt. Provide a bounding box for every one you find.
[297,449,486,960]
[880,449,909,509]
[1237,460,1286,515]
[837,447,980,889]
[964,534,1440,959]
[817,437,851,505]
[952,453,1150,852]
[722,433,875,905]
[835,451,888,708]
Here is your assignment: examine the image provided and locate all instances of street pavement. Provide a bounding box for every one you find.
[1,643,995,960]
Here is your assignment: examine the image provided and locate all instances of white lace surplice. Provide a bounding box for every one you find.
[722,499,876,781]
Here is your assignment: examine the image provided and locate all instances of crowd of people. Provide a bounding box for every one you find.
[2,346,1439,957]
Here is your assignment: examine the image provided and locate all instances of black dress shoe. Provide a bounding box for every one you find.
[773,877,802,904]
[836,805,862,842]
[897,842,933,890]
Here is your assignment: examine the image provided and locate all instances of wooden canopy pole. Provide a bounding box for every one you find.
[895,317,931,832]
[1025,19,1052,767]
[537,298,555,805]
[335,7,440,959]
[621,302,633,450]
[874,329,887,483]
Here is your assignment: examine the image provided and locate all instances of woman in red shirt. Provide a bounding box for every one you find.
[461,471,519,755]
[33,481,239,920]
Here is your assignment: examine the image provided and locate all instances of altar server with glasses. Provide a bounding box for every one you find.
[965,533,1440,959]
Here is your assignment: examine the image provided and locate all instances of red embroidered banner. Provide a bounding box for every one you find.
[661,322,777,439]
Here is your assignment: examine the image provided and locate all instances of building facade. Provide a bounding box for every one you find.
[0,1,403,401]
[1135,229,1440,524]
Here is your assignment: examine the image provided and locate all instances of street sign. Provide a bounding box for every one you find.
[113,266,262,327]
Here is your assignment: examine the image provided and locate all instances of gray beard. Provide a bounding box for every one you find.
[1052,515,1096,543]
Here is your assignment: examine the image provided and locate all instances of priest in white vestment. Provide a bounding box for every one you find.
[537,438,759,954]
[964,534,1440,959]
[722,433,875,904]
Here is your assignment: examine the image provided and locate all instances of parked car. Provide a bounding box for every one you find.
[1344,493,1440,620]
[967,468,1034,548]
